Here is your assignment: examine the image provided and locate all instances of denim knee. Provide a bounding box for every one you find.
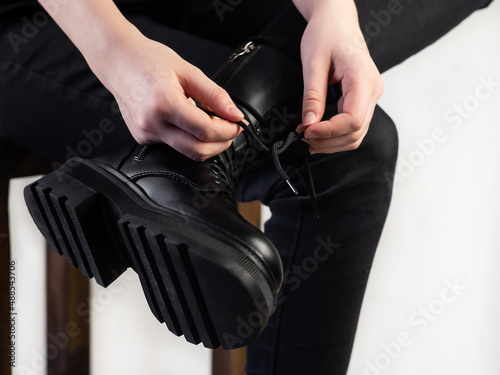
[360,105,399,192]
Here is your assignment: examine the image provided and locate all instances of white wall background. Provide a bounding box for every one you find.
[9,1,500,374]
[345,2,500,374]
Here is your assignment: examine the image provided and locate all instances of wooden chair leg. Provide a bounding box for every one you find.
[211,201,262,375]
[0,180,12,375]
[212,347,247,375]
[0,141,82,374]
[46,245,90,375]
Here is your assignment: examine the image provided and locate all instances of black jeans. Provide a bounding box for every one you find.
[0,0,493,374]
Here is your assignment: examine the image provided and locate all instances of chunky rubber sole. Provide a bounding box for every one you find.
[24,158,276,349]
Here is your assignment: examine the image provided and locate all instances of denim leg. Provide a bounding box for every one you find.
[236,106,398,375]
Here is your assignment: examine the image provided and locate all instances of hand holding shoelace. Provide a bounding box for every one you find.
[293,0,384,154]
[38,0,244,162]
[99,31,245,161]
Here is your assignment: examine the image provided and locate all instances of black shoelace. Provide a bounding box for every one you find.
[201,107,319,218]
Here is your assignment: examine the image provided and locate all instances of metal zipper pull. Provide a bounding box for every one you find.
[132,145,149,162]
[228,41,255,62]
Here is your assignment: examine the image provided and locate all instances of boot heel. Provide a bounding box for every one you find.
[24,170,128,287]
[117,219,220,348]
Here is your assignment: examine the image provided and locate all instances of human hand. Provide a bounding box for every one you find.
[294,1,384,154]
[37,0,243,161]
[92,29,244,161]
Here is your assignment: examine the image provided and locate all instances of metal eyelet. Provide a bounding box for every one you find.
[210,165,220,174]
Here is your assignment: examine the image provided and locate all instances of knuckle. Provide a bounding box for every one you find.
[346,142,360,151]
[165,137,182,154]
[166,106,184,128]
[347,132,360,144]
[131,131,152,145]
[303,88,324,105]
[189,141,230,161]
[189,149,210,162]
[194,126,215,142]
[350,117,364,132]
[135,118,154,133]
[150,94,173,117]
[374,76,385,97]
[378,78,385,93]
[350,138,364,150]
[209,86,229,104]
[148,87,164,104]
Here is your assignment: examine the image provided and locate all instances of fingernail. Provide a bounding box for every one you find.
[229,106,244,118]
[303,112,316,125]
[296,124,305,133]
[305,131,318,138]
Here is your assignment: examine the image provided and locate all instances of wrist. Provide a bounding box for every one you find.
[293,0,357,21]
[38,0,143,87]
[302,0,368,53]
[83,21,146,92]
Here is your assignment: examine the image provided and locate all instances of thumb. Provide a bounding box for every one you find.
[301,60,329,126]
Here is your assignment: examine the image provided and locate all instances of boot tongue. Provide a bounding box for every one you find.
[202,105,319,218]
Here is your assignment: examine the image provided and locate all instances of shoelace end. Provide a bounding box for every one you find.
[286,179,299,195]
[313,200,320,219]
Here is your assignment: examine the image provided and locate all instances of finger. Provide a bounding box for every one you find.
[184,67,245,122]
[164,95,242,143]
[301,54,330,126]
[302,114,358,139]
[339,74,374,126]
[304,123,369,153]
[337,95,344,114]
[303,80,373,139]
[158,122,234,161]
[303,126,365,149]
[304,106,373,153]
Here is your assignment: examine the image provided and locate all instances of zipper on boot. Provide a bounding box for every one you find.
[216,41,259,87]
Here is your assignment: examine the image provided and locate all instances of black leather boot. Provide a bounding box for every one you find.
[24,38,326,349]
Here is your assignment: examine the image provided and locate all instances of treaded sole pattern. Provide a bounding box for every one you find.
[24,159,276,349]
